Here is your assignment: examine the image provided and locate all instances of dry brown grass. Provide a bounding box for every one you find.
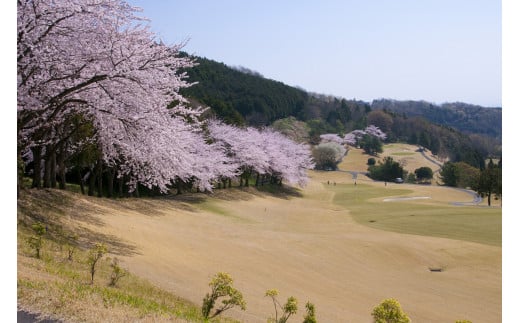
[17,155,501,323]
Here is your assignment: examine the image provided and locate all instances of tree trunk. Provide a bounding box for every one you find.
[255,173,260,187]
[43,155,51,188]
[88,167,96,196]
[58,151,66,190]
[134,184,140,198]
[96,159,103,198]
[107,168,114,198]
[118,176,124,198]
[487,192,491,206]
[50,150,57,188]
[17,148,24,196]
[78,169,85,195]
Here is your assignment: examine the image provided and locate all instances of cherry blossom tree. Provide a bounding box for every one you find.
[260,128,314,187]
[364,125,387,140]
[343,125,387,147]
[208,120,314,188]
[319,133,344,145]
[207,120,269,187]
[18,0,232,193]
[18,0,314,195]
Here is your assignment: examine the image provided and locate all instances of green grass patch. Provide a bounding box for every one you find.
[331,183,501,246]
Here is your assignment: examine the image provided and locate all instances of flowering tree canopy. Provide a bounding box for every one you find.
[343,125,387,146]
[319,133,344,145]
[17,0,315,194]
[17,0,236,193]
[208,120,314,187]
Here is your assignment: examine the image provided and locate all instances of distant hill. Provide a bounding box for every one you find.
[371,99,502,140]
[181,55,308,126]
[180,54,501,167]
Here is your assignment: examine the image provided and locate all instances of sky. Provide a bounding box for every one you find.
[127,0,502,107]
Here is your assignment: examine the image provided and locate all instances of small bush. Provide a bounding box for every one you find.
[201,272,246,319]
[367,157,376,165]
[303,302,317,323]
[108,257,127,287]
[87,243,108,284]
[265,289,298,323]
[371,298,410,323]
[27,222,46,259]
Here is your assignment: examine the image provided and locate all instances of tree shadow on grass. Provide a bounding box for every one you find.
[17,188,105,227]
[18,189,139,257]
[75,227,140,257]
[199,184,303,201]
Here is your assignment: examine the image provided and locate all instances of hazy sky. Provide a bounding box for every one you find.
[107,1,500,106]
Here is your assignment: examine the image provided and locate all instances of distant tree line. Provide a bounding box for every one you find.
[179,56,500,168]
[440,158,501,206]
[371,99,502,140]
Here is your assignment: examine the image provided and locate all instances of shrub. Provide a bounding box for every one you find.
[303,302,317,323]
[312,142,346,170]
[371,298,410,323]
[201,272,246,319]
[265,289,298,323]
[414,166,433,183]
[367,157,376,166]
[108,257,126,287]
[27,222,46,259]
[405,173,416,184]
[87,243,108,284]
[368,157,404,182]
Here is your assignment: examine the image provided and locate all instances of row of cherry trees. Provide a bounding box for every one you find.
[319,125,387,147]
[17,0,313,196]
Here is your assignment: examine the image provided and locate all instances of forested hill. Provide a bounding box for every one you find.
[180,54,501,166]
[182,55,501,140]
[371,99,502,139]
[180,55,308,126]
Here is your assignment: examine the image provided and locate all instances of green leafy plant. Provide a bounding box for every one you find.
[27,222,46,258]
[371,298,410,323]
[87,243,107,284]
[265,289,298,323]
[302,302,317,323]
[108,257,127,287]
[201,272,246,319]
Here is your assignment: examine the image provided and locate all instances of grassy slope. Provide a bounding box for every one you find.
[17,145,501,322]
[17,189,236,323]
